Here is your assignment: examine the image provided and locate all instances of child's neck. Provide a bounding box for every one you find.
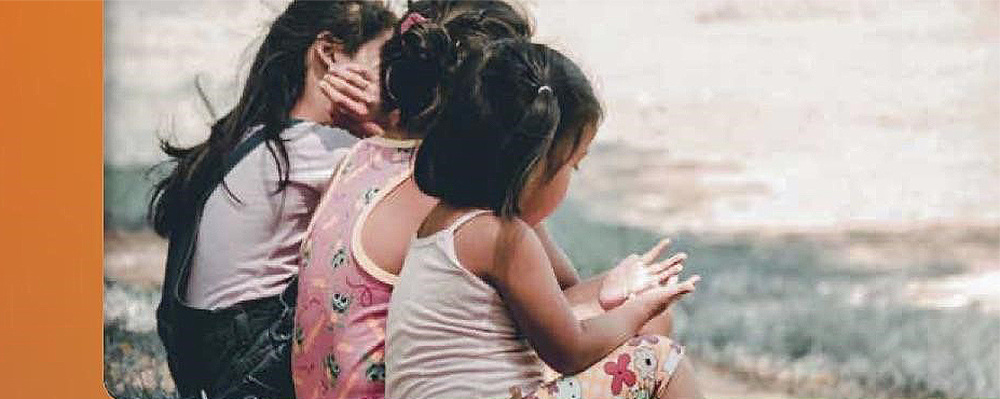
[288,83,334,125]
[419,202,472,238]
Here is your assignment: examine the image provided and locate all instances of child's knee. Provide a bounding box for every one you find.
[655,357,703,399]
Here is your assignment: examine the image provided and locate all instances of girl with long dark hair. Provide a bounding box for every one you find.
[149,2,394,398]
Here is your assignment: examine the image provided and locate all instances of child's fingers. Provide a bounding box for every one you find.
[642,285,689,310]
[679,275,701,293]
[652,264,683,285]
[641,273,698,299]
[343,63,377,83]
[647,252,686,275]
[640,238,671,264]
[322,73,376,107]
[330,67,375,95]
[319,80,369,117]
[660,275,700,300]
[322,88,367,118]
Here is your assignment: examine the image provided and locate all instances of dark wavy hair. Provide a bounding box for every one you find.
[414,39,604,218]
[148,0,395,237]
[379,0,533,135]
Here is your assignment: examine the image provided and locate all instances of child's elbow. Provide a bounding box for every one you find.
[549,358,591,375]
[537,341,592,375]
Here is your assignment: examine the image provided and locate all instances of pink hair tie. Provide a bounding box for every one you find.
[400,12,427,33]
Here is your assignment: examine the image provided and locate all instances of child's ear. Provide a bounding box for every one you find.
[313,31,343,71]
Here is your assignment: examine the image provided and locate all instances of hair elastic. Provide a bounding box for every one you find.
[383,63,399,103]
[400,12,427,33]
[537,85,552,94]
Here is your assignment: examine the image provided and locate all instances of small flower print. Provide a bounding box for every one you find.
[603,353,637,395]
[330,293,352,314]
[324,354,340,382]
[362,187,379,205]
[330,247,348,269]
[365,361,386,382]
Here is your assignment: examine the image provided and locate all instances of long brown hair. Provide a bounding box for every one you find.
[148,1,395,237]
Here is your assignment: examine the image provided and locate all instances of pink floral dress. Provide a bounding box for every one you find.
[292,136,419,399]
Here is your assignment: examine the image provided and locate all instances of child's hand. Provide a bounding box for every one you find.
[639,273,700,314]
[598,238,688,310]
[318,63,384,138]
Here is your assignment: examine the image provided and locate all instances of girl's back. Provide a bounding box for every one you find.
[293,136,418,399]
[186,121,356,309]
[386,211,545,399]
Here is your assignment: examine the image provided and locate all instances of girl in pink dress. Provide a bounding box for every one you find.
[293,136,420,399]
[292,3,534,398]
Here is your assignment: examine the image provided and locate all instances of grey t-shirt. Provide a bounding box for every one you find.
[185,121,357,310]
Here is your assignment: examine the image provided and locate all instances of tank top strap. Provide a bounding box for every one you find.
[446,209,492,236]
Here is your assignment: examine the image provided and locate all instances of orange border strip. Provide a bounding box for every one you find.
[0,1,106,398]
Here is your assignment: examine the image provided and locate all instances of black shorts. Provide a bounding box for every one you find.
[161,283,297,399]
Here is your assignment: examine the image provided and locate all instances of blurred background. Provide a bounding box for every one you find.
[104,1,999,398]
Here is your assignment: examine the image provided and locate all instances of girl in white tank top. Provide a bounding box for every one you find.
[386,40,705,399]
[388,210,545,398]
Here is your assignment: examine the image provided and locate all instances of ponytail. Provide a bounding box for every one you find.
[415,39,603,220]
[379,0,533,136]
[414,39,603,219]
[497,84,561,217]
[381,14,458,133]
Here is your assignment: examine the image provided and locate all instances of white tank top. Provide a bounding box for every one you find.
[386,210,545,399]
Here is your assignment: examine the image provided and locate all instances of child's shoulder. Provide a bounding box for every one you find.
[454,213,544,278]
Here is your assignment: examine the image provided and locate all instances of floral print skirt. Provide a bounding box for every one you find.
[510,335,684,399]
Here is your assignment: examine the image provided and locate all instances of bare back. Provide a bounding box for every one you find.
[360,175,437,276]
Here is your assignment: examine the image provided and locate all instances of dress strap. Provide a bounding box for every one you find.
[446,209,492,235]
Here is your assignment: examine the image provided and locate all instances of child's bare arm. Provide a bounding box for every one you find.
[465,218,697,375]
[532,222,581,289]
[533,222,604,315]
